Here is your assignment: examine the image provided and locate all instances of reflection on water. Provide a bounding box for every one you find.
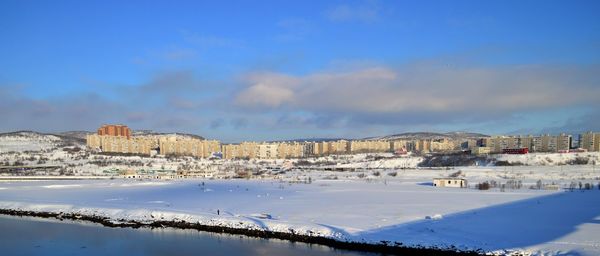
[0,215,375,256]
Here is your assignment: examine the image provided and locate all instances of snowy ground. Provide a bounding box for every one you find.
[495,152,600,166]
[1,167,599,255]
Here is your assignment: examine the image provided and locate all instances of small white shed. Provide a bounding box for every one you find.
[433,178,467,188]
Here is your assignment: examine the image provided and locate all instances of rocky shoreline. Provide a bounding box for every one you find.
[0,209,482,256]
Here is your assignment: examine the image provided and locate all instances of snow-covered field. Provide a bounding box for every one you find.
[1,167,599,255]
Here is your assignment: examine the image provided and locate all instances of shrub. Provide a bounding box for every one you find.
[476,182,490,190]
[568,157,589,165]
[449,170,463,177]
[495,161,524,166]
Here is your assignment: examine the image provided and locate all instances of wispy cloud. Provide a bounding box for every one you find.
[327,1,382,23]
[179,29,245,48]
[275,18,314,42]
[163,48,198,61]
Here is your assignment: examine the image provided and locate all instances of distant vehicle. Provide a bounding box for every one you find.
[394,149,408,155]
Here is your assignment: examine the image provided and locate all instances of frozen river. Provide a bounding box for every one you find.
[0,215,374,256]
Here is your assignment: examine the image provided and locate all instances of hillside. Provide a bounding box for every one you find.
[132,130,205,140]
[0,131,74,152]
[367,131,489,141]
[59,131,94,140]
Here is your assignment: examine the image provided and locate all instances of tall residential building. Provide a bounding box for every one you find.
[158,136,221,158]
[391,140,410,151]
[309,140,350,156]
[349,140,392,153]
[484,133,573,153]
[557,133,572,151]
[87,134,154,155]
[277,142,305,159]
[97,124,131,138]
[580,132,600,152]
[257,143,279,159]
[222,142,259,159]
[430,138,456,152]
[415,139,432,152]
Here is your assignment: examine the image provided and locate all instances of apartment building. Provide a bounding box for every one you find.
[415,139,432,152]
[97,124,131,138]
[557,133,572,151]
[87,125,220,157]
[483,133,572,153]
[390,140,410,151]
[430,138,456,152]
[222,142,259,159]
[302,142,315,157]
[277,142,304,159]
[86,133,102,149]
[257,143,279,159]
[580,132,600,152]
[86,134,155,155]
[349,140,391,153]
[158,137,221,158]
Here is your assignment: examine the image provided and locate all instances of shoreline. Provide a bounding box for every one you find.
[0,208,482,256]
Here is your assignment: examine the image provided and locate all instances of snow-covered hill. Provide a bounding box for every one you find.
[132,130,205,140]
[0,131,65,153]
[367,131,488,141]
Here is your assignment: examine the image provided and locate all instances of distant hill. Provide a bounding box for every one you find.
[0,131,62,140]
[0,131,84,152]
[59,130,206,140]
[132,130,205,140]
[366,131,489,141]
[266,138,347,143]
[268,132,488,143]
[59,131,94,140]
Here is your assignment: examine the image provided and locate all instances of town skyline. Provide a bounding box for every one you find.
[85,124,600,158]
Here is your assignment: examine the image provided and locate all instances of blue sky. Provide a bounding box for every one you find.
[1,0,599,142]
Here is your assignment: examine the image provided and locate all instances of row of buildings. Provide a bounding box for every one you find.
[87,125,600,159]
[87,133,221,158]
[86,127,456,159]
[471,132,600,154]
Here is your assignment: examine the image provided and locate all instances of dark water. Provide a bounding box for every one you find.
[0,215,376,256]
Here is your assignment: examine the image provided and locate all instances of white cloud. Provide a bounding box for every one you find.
[234,64,600,116]
[235,73,297,107]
